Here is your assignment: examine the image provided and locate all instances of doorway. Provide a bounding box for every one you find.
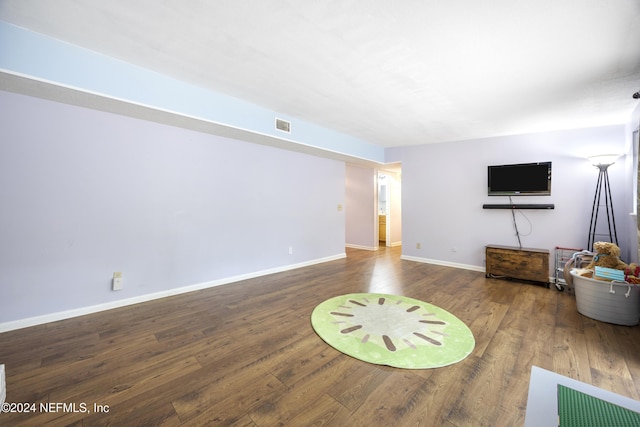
[377,169,401,248]
[378,174,389,244]
[345,164,401,251]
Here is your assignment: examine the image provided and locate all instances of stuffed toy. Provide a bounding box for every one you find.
[575,242,640,284]
[578,241,640,282]
[625,264,640,284]
[583,241,628,271]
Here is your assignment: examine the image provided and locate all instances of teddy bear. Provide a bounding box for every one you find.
[584,242,628,270]
[576,242,640,284]
[573,242,639,283]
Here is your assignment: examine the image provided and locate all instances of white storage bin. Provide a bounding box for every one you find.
[570,271,640,326]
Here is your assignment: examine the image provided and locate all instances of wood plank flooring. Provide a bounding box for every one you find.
[1,246,640,426]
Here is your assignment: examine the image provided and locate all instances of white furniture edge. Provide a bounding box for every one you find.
[525,366,640,426]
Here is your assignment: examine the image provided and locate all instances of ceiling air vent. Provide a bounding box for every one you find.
[275,118,291,133]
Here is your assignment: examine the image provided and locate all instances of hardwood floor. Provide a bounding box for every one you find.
[1,246,640,426]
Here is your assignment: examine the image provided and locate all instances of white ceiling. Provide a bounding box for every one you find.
[1,0,639,148]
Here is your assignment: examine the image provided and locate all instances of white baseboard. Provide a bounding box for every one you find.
[345,244,378,251]
[401,254,485,272]
[0,253,346,333]
[345,242,402,250]
[402,255,555,283]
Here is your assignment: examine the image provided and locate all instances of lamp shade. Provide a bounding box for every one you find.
[588,154,621,166]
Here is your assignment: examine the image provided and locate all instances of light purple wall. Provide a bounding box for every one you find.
[0,21,385,163]
[0,91,346,324]
[391,125,631,271]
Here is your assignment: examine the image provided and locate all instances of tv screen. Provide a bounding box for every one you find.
[488,162,551,196]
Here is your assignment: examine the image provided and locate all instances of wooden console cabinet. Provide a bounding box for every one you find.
[485,244,550,286]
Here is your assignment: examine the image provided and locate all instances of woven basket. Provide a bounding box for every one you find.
[570,271,640,326]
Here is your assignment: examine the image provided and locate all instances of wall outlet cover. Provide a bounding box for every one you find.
[112,273,123,291]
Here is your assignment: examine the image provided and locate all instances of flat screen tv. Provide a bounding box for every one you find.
[488,161,552,196]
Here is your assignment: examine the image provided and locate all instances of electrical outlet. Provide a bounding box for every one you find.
[416,243,421,249]
[288,247,293,255]
[112,272,123,291]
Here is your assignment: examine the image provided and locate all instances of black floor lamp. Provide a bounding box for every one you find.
[587,154,620,250]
